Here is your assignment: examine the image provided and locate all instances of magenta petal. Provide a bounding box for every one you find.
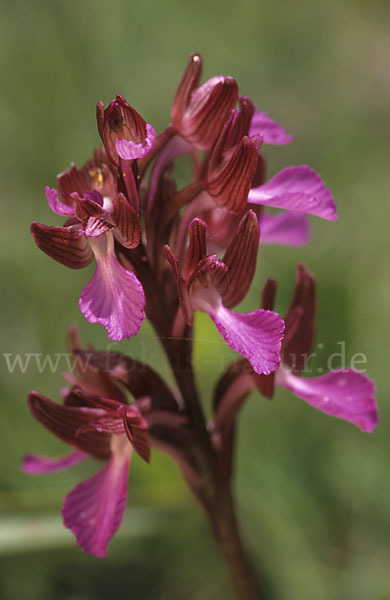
[79,247,145,341]
[277,368,378,432]
[63,443,131,557]
[208,304,285,375]
[249,166,337,220]
[260,211,311,246]
[249,108,293,145]
[115,123,156,160]
[45,187,76,217]
[22,450,86,474]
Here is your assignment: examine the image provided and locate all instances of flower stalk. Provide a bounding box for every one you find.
[208,487,261,600]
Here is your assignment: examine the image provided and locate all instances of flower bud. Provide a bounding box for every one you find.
[97,94,155,166]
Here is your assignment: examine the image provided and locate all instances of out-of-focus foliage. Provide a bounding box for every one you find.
[0,0,389,598]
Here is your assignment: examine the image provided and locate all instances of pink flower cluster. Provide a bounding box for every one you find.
[25,54,378,558]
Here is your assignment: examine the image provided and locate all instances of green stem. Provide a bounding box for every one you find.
[208,487,262,600]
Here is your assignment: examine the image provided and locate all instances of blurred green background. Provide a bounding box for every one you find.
[0,0,389,598]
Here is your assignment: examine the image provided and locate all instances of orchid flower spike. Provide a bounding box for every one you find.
[26,53,378,568]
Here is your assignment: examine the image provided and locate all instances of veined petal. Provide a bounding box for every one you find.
[276,367,379,432]
[115,123,156,160]
[215,210,259,308]
[31,222,94,269]
[112,193,141,249]
[260,211,311,246]
[118,406,151,463]
[63,437,131,557]
[21,450,86,474]
[205,137,258,214]
[180,76,239,151]
[171,53,202,126]
[83,216,114,239]
[73,192,106,222]
[182,219,208,281]
[27,392,111,459]
[282,264,316,372]
[249,108,293,145]
[45,187,76,217]
[188,255,228,289]
[249,166,337,220]
[194,291,284,375]
[79,233,145,340]
[210,97,255,163]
